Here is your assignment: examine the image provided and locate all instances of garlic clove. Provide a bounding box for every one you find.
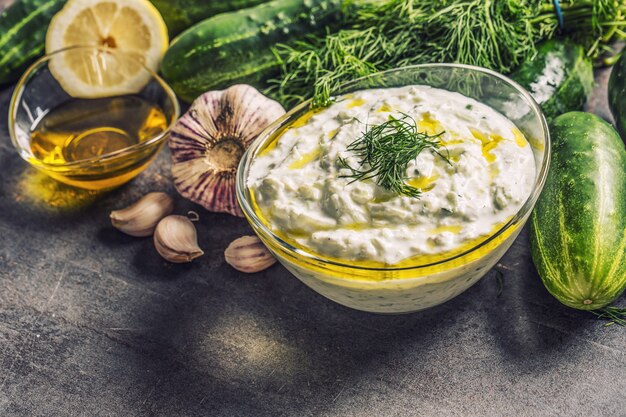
[110,192,174,237]
[154,215,204,263]
[169,84,285,217]
[224,235,277,273]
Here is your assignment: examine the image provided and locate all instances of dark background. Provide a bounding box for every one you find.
[0,0,624,415]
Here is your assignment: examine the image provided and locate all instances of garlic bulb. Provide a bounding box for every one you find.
[110,192,174,237]
[154,215,204,263]
[224,235,277,273]
[169,84,285,217]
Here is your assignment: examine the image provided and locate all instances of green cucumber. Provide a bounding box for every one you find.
[160,0,343,103]
[530,112,626,310]
[0,0,66,84]
[150,0,270,36]
[608,51,626,141]
[511,40,594,121]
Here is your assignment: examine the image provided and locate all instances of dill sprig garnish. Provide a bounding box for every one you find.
[268,0,626,108]
[592,306,626,327]
[338,114,447,198]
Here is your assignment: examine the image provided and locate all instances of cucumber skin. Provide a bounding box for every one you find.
[0,0,67,84]
[608,52,626,142]
[530,112,626,310]
[160,0,343,103]
[512,40,594,122]
[150,0,269,36]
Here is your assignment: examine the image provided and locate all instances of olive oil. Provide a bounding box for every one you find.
[31,96,167,164]
[29,95,168,190]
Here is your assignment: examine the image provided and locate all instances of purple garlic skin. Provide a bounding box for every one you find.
[169,84,285,217]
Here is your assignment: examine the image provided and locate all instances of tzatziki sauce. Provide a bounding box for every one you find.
[247,85,536,265]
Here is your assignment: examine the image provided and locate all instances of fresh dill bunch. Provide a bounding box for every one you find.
[267,0,625,108]
[337,114,447,198]
[592,306,626,326]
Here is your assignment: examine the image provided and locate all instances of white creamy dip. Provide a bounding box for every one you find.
[248,85,536,264]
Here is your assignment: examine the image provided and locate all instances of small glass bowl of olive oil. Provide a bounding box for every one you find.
[9,46,179,190]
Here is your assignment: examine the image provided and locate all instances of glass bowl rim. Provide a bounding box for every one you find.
[8,45,180,170]
[237,63,551,272]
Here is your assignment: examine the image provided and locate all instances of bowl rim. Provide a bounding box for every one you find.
[237,63,551,272]
[8,45,180,170]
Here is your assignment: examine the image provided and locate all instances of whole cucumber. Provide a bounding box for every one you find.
[0,0,66,84]
[160,0,343,103]
[511,40,594,121]
[530,112,626,310]
[150,0,270,36]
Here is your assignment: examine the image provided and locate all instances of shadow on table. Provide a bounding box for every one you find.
[116,258,578,416]
[99,224,596,416]
[483,243,595,373]
[99,253,465,414]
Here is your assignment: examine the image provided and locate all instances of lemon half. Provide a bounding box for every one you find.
[46,0,168,98]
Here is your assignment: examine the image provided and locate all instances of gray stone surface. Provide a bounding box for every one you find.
[0,17,625,417]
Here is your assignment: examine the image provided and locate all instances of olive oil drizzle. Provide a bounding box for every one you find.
[249,183,517,277]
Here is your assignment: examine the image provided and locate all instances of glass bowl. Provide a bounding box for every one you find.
[237,64,550,314]
[9,46,179,191]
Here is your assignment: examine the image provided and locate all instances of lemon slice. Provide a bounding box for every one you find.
[46,0,168,98]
